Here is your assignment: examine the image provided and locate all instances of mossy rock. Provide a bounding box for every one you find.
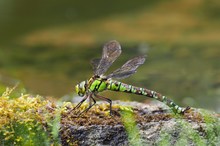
[0,92,219,146]
[61,101,220,146]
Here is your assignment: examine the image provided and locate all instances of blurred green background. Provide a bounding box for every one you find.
[0,0,219,112]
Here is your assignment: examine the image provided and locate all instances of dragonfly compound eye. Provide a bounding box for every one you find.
[75,81,86,97]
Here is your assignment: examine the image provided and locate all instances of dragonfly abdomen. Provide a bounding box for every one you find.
[107,80,150,95]
[107,80,185,114]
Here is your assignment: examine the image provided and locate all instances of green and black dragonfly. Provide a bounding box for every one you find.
[75,40,190,115]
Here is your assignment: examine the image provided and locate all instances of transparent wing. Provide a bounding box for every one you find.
[107,55,146,79]
[94,40,122,76]
[90,58,101,74]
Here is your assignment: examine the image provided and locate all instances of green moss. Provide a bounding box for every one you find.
[157,131,172,146]
[157,118,207,146]
[0,88,61,145]
[120,106,142,146]
[0,122,49,146]
[175,119,206,146]
[157,109,220,146]
[0,83,26,99]
[51,107,62,144]
[200,109,220,145]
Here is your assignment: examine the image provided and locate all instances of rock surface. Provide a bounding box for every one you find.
[60,101,220,146]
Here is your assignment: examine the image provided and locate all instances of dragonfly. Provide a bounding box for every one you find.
[74,40,190,115]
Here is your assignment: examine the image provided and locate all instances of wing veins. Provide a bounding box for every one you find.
[107,55,146,79]
[93,40,122,76]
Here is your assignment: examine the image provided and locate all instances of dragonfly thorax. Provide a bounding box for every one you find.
[75,80,87,97]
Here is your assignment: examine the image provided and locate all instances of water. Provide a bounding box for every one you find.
[0,0,219,112]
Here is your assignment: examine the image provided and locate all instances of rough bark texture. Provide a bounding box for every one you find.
[60,101,220,146]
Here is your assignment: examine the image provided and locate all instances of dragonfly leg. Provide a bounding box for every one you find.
[79,95,96,115]
[68,95,89,116]
[95,94,112,116]
[73,95,89,111]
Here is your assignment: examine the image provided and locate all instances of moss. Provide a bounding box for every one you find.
[0,88,59,145]
[1,87,219,145]
[51,108,61,144]
[61,102,123,127]
[0,122,50,146]
[200,109,220,145]
[175,119,206,146]
[157,118,207,146]
[157,109,220,146]
[157,131,172,146]
[120,106,142,146]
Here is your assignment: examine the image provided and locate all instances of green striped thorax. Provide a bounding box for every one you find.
[75,76,109,97]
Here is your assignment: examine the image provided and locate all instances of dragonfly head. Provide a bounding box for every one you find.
[75,80,87,97]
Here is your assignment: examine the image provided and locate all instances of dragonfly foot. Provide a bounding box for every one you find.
[177,106,191,114]
[182,106,191,114]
